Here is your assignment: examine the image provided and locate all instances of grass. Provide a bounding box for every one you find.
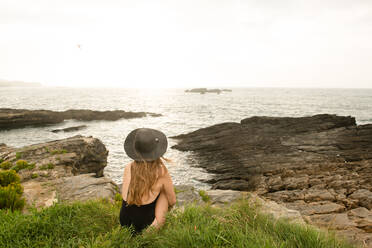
[15,152,22,160]
[50,149,68,155]
[0,199,354,248]
[198,190,211,203]
[39,163,55,170]
[31,173,38,179]
[11,160,35,172]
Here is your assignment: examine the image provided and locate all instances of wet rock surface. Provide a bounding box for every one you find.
[51,125,87,133]
[172,114,372,247]
[0,108,161,130]
[0,135,118,209]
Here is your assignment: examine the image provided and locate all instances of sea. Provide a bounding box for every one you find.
[1,87,372,189]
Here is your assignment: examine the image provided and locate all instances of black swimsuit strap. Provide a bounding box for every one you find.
[124,192,160,206]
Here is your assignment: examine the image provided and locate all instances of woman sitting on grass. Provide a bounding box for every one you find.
[120,128,177,233]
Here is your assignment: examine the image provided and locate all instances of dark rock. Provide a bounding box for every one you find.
[0,108,161,130]
[51,125,87,133]
[172,114,372,245]
[185,88,228,94]
[171,114,371,193]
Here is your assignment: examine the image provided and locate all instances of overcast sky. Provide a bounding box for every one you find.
[0,0,371,88]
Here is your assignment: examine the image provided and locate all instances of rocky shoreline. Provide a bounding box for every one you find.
[0,108,161,130]
[1,114,371,246]
[172,114,372,246]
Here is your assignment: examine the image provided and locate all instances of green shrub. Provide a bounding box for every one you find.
[0,170,20,187]
[0,158,3,163]
[0,170,24,211]
[198,190,210,203]
[50,149,68,155]
[15,152,22,160]
[0,161,12,170]
[114,193,122,203]
[31,173,38,179]
[40,163,55,170]
[11,160,35,172]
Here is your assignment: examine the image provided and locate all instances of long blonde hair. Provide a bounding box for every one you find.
[127,157,170,206]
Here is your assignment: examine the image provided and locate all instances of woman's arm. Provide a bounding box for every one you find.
[121,163,131,200]
[161,167,176,206]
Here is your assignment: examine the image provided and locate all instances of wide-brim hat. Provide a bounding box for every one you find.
[124,128,168,161]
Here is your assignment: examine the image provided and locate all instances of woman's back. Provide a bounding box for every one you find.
[121,162,166,205]
[120,128,176,233]
[120,159,176,233]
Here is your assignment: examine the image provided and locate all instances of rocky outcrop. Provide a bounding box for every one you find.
[0,135,118,209]
[174,185,304,224]
[172,114,372,247]
[56,173,118,202]
[0,108,161,130]
[51,125,87,133]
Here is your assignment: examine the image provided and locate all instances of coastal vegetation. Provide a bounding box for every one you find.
[12,160,35,172]
[39,163,55,170]
[198,190,211,203]
[0,170,25,211]
[0,197,353,247]
[1,160,35,172]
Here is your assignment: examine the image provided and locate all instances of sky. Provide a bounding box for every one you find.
[0,0,371,88]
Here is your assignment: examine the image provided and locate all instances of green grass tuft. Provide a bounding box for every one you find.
[31,173,39,179]
[50,149,68,155]
[198,190,210,203]
[11,160,35,172]
[15,152,22,160]
[39,163,55,170]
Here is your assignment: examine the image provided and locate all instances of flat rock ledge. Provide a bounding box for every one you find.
[172,114,372,247]
[0,108,161,130]
[174,185,304,225]
[0,135,119,209]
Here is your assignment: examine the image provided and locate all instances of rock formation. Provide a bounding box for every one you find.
[0,135,118,209]
[0,108,161,130]
[185,88,231,94]
[172,114,372,246]
[51,125,87,133]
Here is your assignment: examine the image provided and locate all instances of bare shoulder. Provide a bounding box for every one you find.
[159,163,170,178]
[125,162,132,171]
[123,162,133,177]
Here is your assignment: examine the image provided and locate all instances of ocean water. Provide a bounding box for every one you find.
[1,87,372,188]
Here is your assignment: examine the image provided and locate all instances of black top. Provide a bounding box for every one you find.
[119,193,160,233]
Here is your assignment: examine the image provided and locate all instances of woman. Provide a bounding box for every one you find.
[120,128,177,233]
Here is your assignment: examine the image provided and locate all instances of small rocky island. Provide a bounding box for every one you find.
[0,108,161,130]
[185,88,232,94]
[172,114,372,246]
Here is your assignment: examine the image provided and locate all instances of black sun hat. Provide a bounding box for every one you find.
[124,128,168,161]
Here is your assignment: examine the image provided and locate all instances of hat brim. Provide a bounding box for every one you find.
[124,128,168,161]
